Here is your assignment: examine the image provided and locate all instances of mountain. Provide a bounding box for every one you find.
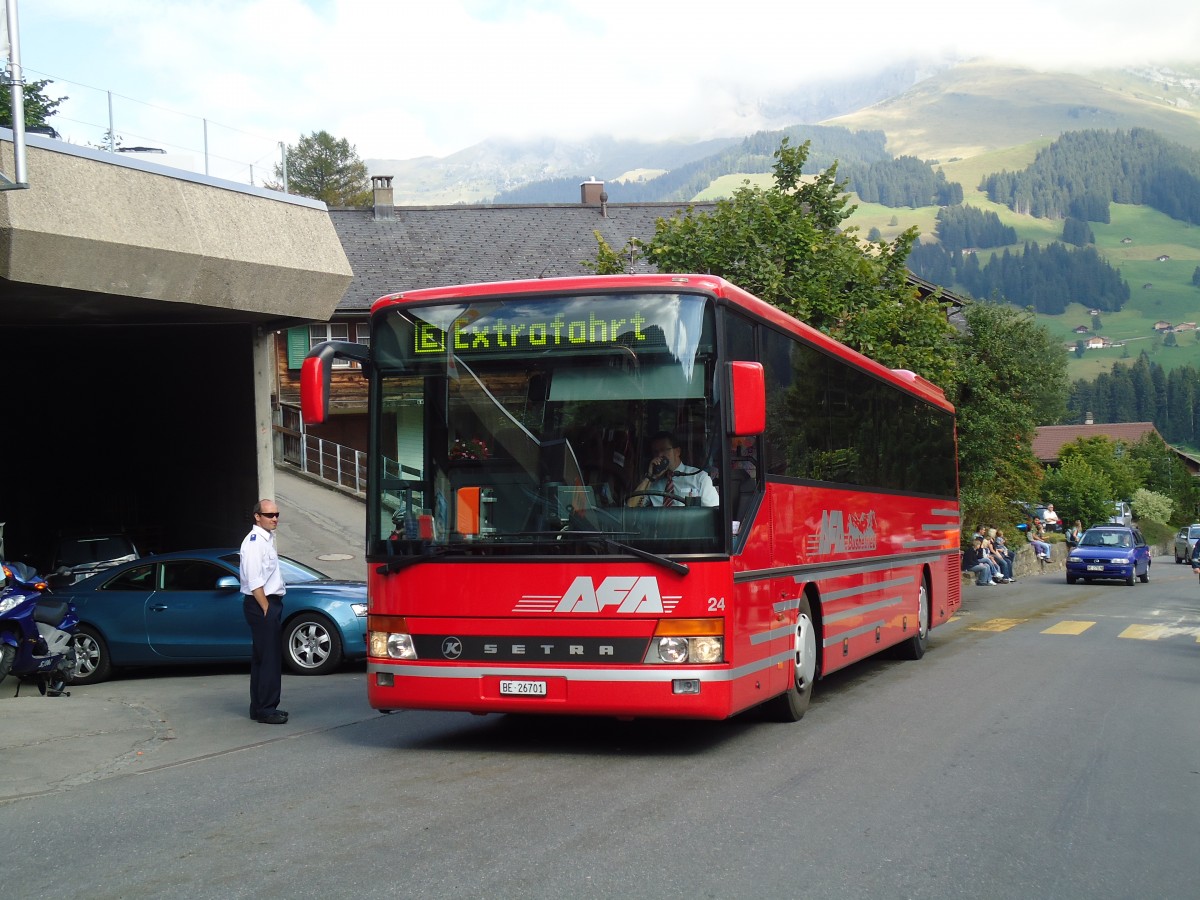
[827,60,1200,161]
[365,60,948,205]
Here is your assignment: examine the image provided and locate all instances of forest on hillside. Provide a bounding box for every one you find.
[908,239,1130,314]
[1069,354,1200,446]
[980,128,1200,225]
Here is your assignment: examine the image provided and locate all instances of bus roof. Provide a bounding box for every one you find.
[372,274,952,411]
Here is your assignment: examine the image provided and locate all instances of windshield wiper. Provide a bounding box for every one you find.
[557,530,689,575]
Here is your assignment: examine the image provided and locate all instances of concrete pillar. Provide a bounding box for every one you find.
[252,326,276,502]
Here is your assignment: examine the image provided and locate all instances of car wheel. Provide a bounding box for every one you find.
[283,613,343,676]
[1139,562,1150,583]
[763,593,818,722]
[71,625,112,685]
[1125,570,1135,586]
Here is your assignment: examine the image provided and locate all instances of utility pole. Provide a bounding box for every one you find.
[1,0,31,190]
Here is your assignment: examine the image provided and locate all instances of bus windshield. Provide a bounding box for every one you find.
[371,292,723,558]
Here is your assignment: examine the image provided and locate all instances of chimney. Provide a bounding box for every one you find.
[372,175,394,220]
[580,177,604,206]
[1085,411,1094,425]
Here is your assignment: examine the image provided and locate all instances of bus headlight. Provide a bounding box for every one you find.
[653,635,724,664]
[370,630,416,660]
[658,636,690,664]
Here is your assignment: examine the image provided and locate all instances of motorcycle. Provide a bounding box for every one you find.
[0,561,79,696]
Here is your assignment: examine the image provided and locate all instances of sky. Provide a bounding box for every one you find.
[6,0,1200,184]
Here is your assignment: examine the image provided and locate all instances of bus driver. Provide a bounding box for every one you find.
[627,430,719,508]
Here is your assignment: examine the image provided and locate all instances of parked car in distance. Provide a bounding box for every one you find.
[1107,501,1133,527]
[59,549,368,684]
[1013,502,1062,533]
[1065,525,1151,586]
[51,533,140,584]
[1173,524,1200,564]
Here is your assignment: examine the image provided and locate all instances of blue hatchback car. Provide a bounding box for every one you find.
[1065,526,1151,586]
[59,549,368,684]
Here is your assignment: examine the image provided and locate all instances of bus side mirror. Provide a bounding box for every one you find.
[727,361,765,436]
[300,340,370,425]
[300,356,330,425]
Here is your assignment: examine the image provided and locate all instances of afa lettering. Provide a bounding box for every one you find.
[554,575,665,613]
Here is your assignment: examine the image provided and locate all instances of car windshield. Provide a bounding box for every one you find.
[1080,530,1131,548]
[219,553,330,584]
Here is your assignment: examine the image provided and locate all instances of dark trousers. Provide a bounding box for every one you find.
[244,595,283,717]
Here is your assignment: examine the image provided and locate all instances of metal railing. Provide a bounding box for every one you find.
[276,407,367,496]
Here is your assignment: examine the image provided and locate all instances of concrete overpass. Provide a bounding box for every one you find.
[1,128,352,566]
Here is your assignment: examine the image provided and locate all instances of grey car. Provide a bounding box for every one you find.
[1173,524,1200,564]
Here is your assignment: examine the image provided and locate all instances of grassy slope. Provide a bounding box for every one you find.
[689,62,1200,382]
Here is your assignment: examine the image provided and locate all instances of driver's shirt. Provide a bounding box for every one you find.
[644,466,719,507]
[239,525,286,597]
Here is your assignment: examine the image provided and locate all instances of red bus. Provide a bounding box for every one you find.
[301,274,960,721]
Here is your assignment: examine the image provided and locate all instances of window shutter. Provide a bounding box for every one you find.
[286,327,309,370]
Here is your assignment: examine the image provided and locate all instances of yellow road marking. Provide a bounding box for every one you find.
[968,617,1028,632]
[1118,623,1200,641]
[1042,620,1095,635]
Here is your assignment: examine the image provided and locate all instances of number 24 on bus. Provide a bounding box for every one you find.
[301,273,961,722]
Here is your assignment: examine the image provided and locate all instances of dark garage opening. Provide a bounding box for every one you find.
[0,323,261,571]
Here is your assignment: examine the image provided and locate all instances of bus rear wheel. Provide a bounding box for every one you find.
[765,594,818,722]
[896,579,930,660]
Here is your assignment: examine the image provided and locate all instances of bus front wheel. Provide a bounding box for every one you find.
[765,594,818,722]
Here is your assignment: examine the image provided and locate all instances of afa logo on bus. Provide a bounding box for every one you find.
[547,575,682,614]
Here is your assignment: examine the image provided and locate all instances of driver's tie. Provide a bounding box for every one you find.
[665,471,678,506]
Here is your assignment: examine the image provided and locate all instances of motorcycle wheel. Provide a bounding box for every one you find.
[0,644,14,685]
[45,645,77,696]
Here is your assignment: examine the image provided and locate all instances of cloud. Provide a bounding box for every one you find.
[17,0,1200,171]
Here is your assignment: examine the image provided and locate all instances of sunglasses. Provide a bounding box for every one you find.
[257,512,280,519]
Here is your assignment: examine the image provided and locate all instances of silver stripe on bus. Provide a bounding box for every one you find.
[734,549,952,584]
[368,650,796,683]
[822,619,887,648]
[822,594,906,625]
[749,624,796,645]
[902,538,953,549]
[820,575,913,602]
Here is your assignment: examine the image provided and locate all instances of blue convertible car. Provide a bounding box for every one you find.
[1065,525,1152,586]
[59,549,368,684]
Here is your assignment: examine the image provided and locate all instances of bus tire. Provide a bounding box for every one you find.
[896,578,930,661]
[765,594,818,722]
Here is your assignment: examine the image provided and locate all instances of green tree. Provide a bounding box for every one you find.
[951,302,1065,527]
[0,78,67,133]
[1058,436,1145,502]
[268,130,371,206]
[635,139,959,387]
[1041,455,1113,528]
[1130,487,1172,525]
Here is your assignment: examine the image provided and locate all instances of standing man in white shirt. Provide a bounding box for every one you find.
[239,499,288,725]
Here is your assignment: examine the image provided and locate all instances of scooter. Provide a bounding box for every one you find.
[0,561,79,696]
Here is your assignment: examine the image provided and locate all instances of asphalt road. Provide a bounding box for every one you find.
[3,550,1199,899]
[272,466,367,582]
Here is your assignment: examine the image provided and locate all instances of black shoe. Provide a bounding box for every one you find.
[257,712,288,725]
[250,707,288,720]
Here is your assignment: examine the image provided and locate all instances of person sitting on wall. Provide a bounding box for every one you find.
[627,430,718,508]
